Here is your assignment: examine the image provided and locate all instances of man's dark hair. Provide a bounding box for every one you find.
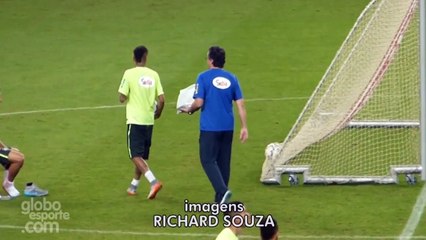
[208,46,226,68]
[223,201,244,217]
[133,45,148,63]
[260,216,278,240]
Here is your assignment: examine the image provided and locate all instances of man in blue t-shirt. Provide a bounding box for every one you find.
[181,46,248,204]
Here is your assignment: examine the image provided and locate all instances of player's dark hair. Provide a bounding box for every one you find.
[208,46,226,68]
[260,216,278,240]
[133,45,148,63]
[223,201,244,217]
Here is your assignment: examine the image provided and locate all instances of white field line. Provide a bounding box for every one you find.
[1,224,426,239]
[399,184,426,240]
[0,96,308,117]
[0,105,123,117]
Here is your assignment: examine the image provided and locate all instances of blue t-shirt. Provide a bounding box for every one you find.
[193,68,243,131]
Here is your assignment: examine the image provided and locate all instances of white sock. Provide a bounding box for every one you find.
[2,179,19,197]
[4,170,9,181]
[3,178,12,187]
[144,170,157,185]
[131,178,140,187]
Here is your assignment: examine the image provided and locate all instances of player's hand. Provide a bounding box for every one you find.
[240,127,248,143]
[179,106,189,113]
[179,105,192,115]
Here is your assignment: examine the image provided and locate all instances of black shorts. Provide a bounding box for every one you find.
[0,148,11,170]
[127,124,153,160]
[199,131,233,166]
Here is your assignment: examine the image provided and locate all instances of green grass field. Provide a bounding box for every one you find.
[0,0,425,239]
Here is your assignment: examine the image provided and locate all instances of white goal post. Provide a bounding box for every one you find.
[261,0,425,184]
[420,0,425,181]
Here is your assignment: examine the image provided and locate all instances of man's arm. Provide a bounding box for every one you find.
[182,77,204,114]
[119,93,128,103]
[0,94,5,148]
[181,98,203,114]
[155,94,165,119]
[118,74,129,103]
[0,140,6,148]
[235,99,248,143]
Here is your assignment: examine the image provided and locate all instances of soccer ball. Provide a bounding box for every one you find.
[288,173,299,185]
[405,174,416,185]
[265,143,282,161]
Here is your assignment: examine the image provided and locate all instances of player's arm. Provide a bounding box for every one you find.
[0,140,6,148]
[235,99,248,143]
[118,73,129,103]
[0,96,9,149]
[180,98,203,114]
[154,74,165,119]
[187,98,203,114]
[182,78,204,114]
[0,140,13,150]
[155,94,165,119]
[119,93,127,103]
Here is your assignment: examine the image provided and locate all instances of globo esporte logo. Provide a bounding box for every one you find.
[21,198,70,233]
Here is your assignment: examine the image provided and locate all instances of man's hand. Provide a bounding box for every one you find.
[240,127,248,143]
[11,147,20,152]
[179,105,191,114]
[180,99,203,115]
[119,93,127,103]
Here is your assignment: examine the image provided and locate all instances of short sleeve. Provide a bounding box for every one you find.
[233,77,243,101]
[155,73,164,96]
[118,71,129,96]
[193,74,205,99]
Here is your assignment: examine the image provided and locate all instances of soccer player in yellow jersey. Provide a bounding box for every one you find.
[0,142,24,198]
[0,94,22,198]
[118,46,164,199]
[0,94,48,198]
[216,201,249,240]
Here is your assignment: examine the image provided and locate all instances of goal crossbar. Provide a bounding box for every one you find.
[347,121,419,128]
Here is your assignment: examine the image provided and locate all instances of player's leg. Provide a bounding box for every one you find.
[217,131,233,187]
[133,156,162,200]
[199,131,228,203]
[6,149,24,181]
[127,125,162,199]
[0,148,11,198]
[1,148,24,197]
[127,157,153,195]
[127,157,145,195]
[134,166,142,182]
[217,131,233,204]
[141,125,162,199]
[127,124,143,195]
[127,163,143,195]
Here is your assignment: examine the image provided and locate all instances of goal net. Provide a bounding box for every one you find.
[261,0,421,184]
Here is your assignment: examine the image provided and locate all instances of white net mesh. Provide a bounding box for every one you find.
[261,0,420,182]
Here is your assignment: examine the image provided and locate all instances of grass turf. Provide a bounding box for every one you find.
[0,0,425,239]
